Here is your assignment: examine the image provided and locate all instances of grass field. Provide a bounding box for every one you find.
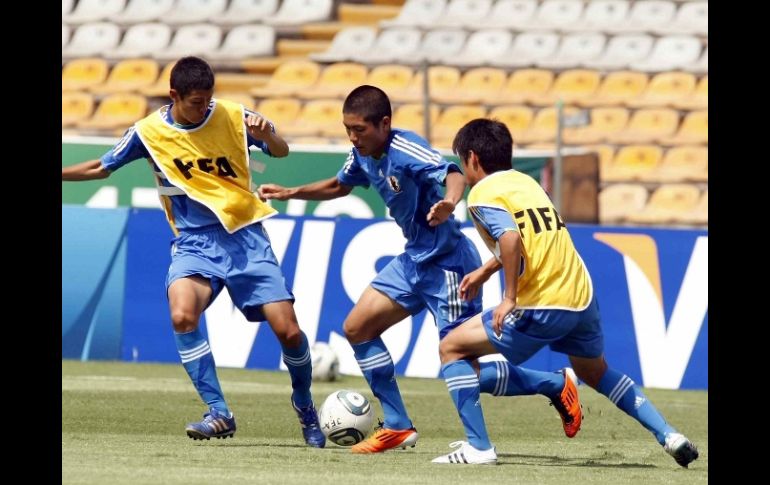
[62,360,707,484]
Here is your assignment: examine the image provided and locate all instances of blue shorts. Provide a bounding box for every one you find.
[166,223,294,322]
[371,236,483,339]
[482,295,604,363]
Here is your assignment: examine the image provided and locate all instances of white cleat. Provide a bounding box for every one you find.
[431,441,498,465]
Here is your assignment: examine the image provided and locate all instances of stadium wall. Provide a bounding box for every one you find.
[62,206,708,390]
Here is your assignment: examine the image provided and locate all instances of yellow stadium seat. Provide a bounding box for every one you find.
[517,106,581,144]
[140,61,175,98]
[90,59,160,95]
[483,69,555,105]
[392,103,440,138]
[626,184,701,225]
[255,98,302,127]
[280,99,344,137]
[603,145,663,182]
[432,67,508,105]
[62,58,109,92]
[488,105,534,144]
[577,71,649,108]
[75,94,148,132]
[673,75,707,110]
[365,65,414,99]
[672,189,707,226]
[217,93,256,111]
[298,63,369,100]
[599,184,649,224]
[626,71,696,108]
[607,108,679,144]
[431,105,488,149]
[250,60,322,98]
[530,69,601,106]
[390,66,461,104]
[563,107,629,144]
[659,110,708,145]
[642,145,708,183]
[62,91,95,128]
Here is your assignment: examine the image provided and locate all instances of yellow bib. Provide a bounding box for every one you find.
[467,169,592,310]
[135,99,276,234]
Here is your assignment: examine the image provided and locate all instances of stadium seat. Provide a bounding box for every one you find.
[433,67,507,104]
[62,58,110,92]
[563,107,629,144]
[109,0,174,24]
[577,71,649,108]
[352,28,422,65]
[483,69,554,105]
[566,0,630,33]
[487,105,534,143]
[381,0,448,28]
[250,60,322,98]
[444,29,514,67]
[62,22,121,59]
[431,105,488,148]
[683,47,708,74]
[218,93,256,111]
[263,0,334,26]
[673,75,708,110]
[62,92,96,128]
[517,106,580,144]
[537,32,607,70]
[255,98,303,126]
[211,0,280,25]
[388,65,461,103]
[642,145,708,183]
[280,99,344,137]
[607,108,679,144]
[469,0,537,30]
[90,58,160,95]
[659,110,708,146]
[75,93,148,131]
[654,1,708,36]
[309,27,378,63]
[392,103,441,138]
[63,0,74,16]
[598,183,648,224]
[584,144,616,175]
[602,145,663,182]
[336,3,402,23]
[433,0,493,28]
[208,25,276,62]
[153,24,223,62]
[63,0,126,24]
[103,23,172,60]
[671,189,707,225]
[531,0,584,31]
[626,184,701,225]
[62,24,71,49]
[530,69,601,106]
[490,32,560,69]
[626,71,696,108]
[140,61,175,98]
[162,0,227,25]
[631,35,704,73]
[406,29,468,65]
[585,34,655,71]
[365,65,415,97]
[607,0,677,34]
[298,63,368,100]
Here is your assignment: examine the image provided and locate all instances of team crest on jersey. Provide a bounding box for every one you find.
[388,176,402,193]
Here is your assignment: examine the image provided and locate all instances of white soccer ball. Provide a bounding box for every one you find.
[318,390,375,446]
[310,342,340,382]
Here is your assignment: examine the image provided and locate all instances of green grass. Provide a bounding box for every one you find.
[62,360,707,484]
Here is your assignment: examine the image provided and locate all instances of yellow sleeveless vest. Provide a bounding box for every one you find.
[135,99,276,234]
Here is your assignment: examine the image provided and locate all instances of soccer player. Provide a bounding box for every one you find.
[431,118,699,467]
[61,56,326,448]
[259,85,578,454]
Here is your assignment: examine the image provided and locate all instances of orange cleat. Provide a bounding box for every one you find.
[351,426,419,454]
[549,367,582,438]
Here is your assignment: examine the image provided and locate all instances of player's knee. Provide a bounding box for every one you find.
[343,319,365,344]
[274,324,302,346]
[170,309,199,332]
[438,337,461,364]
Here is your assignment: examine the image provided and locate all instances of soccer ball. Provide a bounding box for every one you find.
[318,390,375,446]
[310,342,340,382]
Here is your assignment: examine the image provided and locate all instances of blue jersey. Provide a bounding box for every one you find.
[100,100,273,231]
[336,129,463,263]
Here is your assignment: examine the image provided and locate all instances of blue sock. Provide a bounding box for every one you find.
[352,338,411,430]
[175,329,229,415]
[442,360,492,451]
[479,360,563,397]
[597,367,676,445]
[281,331,313,408]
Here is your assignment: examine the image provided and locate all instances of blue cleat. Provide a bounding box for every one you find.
[185,408,236,440]
[292,400,326,448]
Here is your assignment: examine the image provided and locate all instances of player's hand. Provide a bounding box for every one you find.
[245,114,272,140]
[492,297,517,339]
[459,267,489,301]
[258,183,290,201]
[427,200,455,227]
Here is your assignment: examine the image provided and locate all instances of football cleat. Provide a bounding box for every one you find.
[185,408,236,440]
[431,441,497,465]
[549,367,582,438]
[664,433,699,468]
[351,422,418,454]
[292,400,326,448]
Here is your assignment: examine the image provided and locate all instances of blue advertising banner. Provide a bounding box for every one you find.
[63,207,708,389]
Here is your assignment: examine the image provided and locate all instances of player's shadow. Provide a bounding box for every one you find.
[496,452,656,469]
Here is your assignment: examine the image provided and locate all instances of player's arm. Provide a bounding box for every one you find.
[494,230,523,334]
[62,159,111,181]
[459,256,502,301]
[245,112,289,157]
[259,176,353,201]
[427,171,466,226]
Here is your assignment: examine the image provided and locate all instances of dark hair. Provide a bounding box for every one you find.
[343,85,392,123]
[170,56,215,98]
[452,118,514,173]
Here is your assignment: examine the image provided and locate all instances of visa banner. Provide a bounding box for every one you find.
[63,207,707,389]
